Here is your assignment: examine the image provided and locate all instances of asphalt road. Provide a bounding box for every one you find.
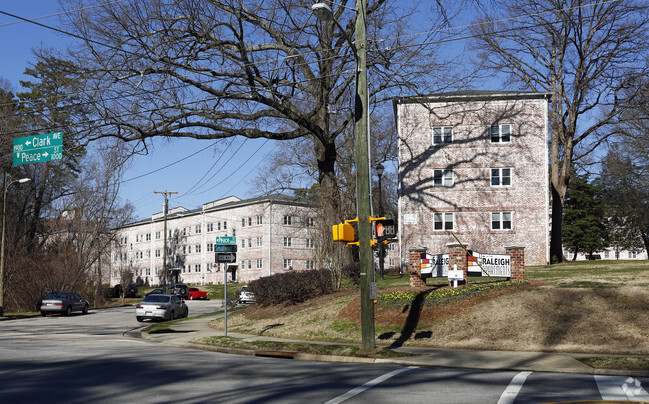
[0,304,648,403]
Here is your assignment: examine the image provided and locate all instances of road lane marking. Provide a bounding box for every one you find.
[497,371,532,404]
[325,366,418,404]
[595,375,649,401]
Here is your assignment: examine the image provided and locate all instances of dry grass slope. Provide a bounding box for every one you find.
[209,260,649,354]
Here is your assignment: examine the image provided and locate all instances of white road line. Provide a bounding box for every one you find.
[595,375,649,401]
[497,371,532,404]
[324,366,418,404]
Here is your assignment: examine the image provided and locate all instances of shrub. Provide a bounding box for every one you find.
[248,269,334,306]
[342,262,361,287]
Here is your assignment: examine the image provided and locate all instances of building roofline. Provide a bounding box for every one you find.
[119,194,316,229]
[393,90,552,105]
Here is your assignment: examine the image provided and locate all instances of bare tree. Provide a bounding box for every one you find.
[471,0,649,262]
[45,0,464,235]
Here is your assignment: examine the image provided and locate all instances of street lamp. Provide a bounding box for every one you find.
[0,174,31,317]
[312,0,375,351]
[376,163,385,280]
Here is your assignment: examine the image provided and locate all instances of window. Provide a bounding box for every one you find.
[388,243,396,251]
[155,231,161,240]
[306,217,315,227]
[433,212,454,230]
[207,243,214,252]
[629,251,637,259]
[247,260,252,269]
[183,227,187,236]
[491,212,512,230]
[256,259,263,269]
[155,249,161,258]
[223,222,227,230]
[241,239,246,249]
[195,225,201,234]
[283,259,293,269]
[241,218,246,227]
[256,215,263,225]
[490,124,511,143]
[306,238,314,248]
[283,215,292,225]
[207,223,213,232]
[284,237,292,247]
[306,260,314,270]
[389,258,396,266]
[248,217,252,227]
[196,244,202,253]
[146,233,151,241]
[432,126,453,145]
[491,168,511,187]
[256,237,263,247]
[217,222,221,231]
[196,264,201,272]
[248,239,252,248]
[604,251,609,259]
[433,169,453,187]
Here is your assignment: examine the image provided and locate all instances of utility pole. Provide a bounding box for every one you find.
[354,0,374,352]
[154,190,177,290]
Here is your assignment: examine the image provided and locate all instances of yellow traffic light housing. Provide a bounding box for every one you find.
[332,223,355,243]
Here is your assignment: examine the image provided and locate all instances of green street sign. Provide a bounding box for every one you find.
[215,245,237,253]
[215,236,236,245]
[13,132,63,166]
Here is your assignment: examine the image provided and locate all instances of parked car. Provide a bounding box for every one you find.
[125,284,139,298]
[113,284,124,298]
[135,294,188,322]
[188,287,207,300]
[168,283,189,300]
[238,286,255,304]
[40,292,89,316]
[146,288,165,296]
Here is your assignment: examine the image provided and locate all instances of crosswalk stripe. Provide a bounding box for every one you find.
[498,371,533,404]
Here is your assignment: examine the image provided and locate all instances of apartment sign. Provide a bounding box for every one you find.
[420,253,449,277]
[467,252,511,277]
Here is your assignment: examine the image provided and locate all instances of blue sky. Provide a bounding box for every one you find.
[0,2,277,220]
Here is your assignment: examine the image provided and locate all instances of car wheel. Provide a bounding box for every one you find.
[82,304,89,314]
[64,306,72,316]
[136,317,143,322]
[169,310,175,321]
[40,311,46,317]
[184,308,189,318]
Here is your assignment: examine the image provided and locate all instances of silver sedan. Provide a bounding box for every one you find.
[135,294,188,322]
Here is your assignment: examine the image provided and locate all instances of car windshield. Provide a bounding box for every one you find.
[143,295,170,303]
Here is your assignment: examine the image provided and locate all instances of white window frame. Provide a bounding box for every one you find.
[491,211,512,230]
[490,124,511,143]
[306,238,314,248]
[432,126,453,145]
[283,259,293,269]
[433,212,454,231]
[283,237,292,247]
[491,168,512,187]
[306,260,314,270]
[433,169,453,187]
[283,215,292,225]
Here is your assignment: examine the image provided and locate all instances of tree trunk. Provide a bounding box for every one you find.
[550,183,565,264]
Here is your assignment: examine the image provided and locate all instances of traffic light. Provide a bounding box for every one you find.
[332,223,355,243]
[374,218,397,240]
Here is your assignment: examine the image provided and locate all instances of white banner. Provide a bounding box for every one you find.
[420,253,448,277]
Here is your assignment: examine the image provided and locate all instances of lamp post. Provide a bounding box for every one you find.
[313,0,375,351]
[0,173,31,317]
[376,163,385,280]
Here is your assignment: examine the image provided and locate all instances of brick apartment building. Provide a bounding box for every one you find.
[109,195,320,286]
[394,91,551,268]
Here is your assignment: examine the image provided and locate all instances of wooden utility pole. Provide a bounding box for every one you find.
[154,190,177,289]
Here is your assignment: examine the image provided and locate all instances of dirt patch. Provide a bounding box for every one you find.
[338,284,534,327]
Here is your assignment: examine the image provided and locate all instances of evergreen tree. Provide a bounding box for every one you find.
[562,174,609,259]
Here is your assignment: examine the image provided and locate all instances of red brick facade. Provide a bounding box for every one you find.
[395,91,550,269]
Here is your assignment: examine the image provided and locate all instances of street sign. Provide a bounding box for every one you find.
[215,245,237,253]
[13,132,63,166]
[216,253,237,263]
[215,236,236,245]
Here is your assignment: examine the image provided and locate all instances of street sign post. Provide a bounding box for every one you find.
[13,132,63,166]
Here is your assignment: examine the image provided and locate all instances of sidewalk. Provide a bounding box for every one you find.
[136,317,649,376]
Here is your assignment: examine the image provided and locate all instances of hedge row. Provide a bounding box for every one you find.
[248,269,334,306]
